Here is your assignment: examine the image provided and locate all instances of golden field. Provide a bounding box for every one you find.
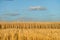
[0,22,60,40]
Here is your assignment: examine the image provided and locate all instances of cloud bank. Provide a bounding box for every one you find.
[3,13,20,16]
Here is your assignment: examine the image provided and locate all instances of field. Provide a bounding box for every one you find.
[0,22,60,40]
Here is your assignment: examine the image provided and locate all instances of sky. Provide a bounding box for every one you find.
[0,0,60,22]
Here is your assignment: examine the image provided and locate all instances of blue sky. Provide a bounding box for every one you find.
[0,0,60,22]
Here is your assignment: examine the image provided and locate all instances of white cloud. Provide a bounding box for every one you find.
[29,6,47,10]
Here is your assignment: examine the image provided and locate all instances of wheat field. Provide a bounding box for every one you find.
[0,22,60,40]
